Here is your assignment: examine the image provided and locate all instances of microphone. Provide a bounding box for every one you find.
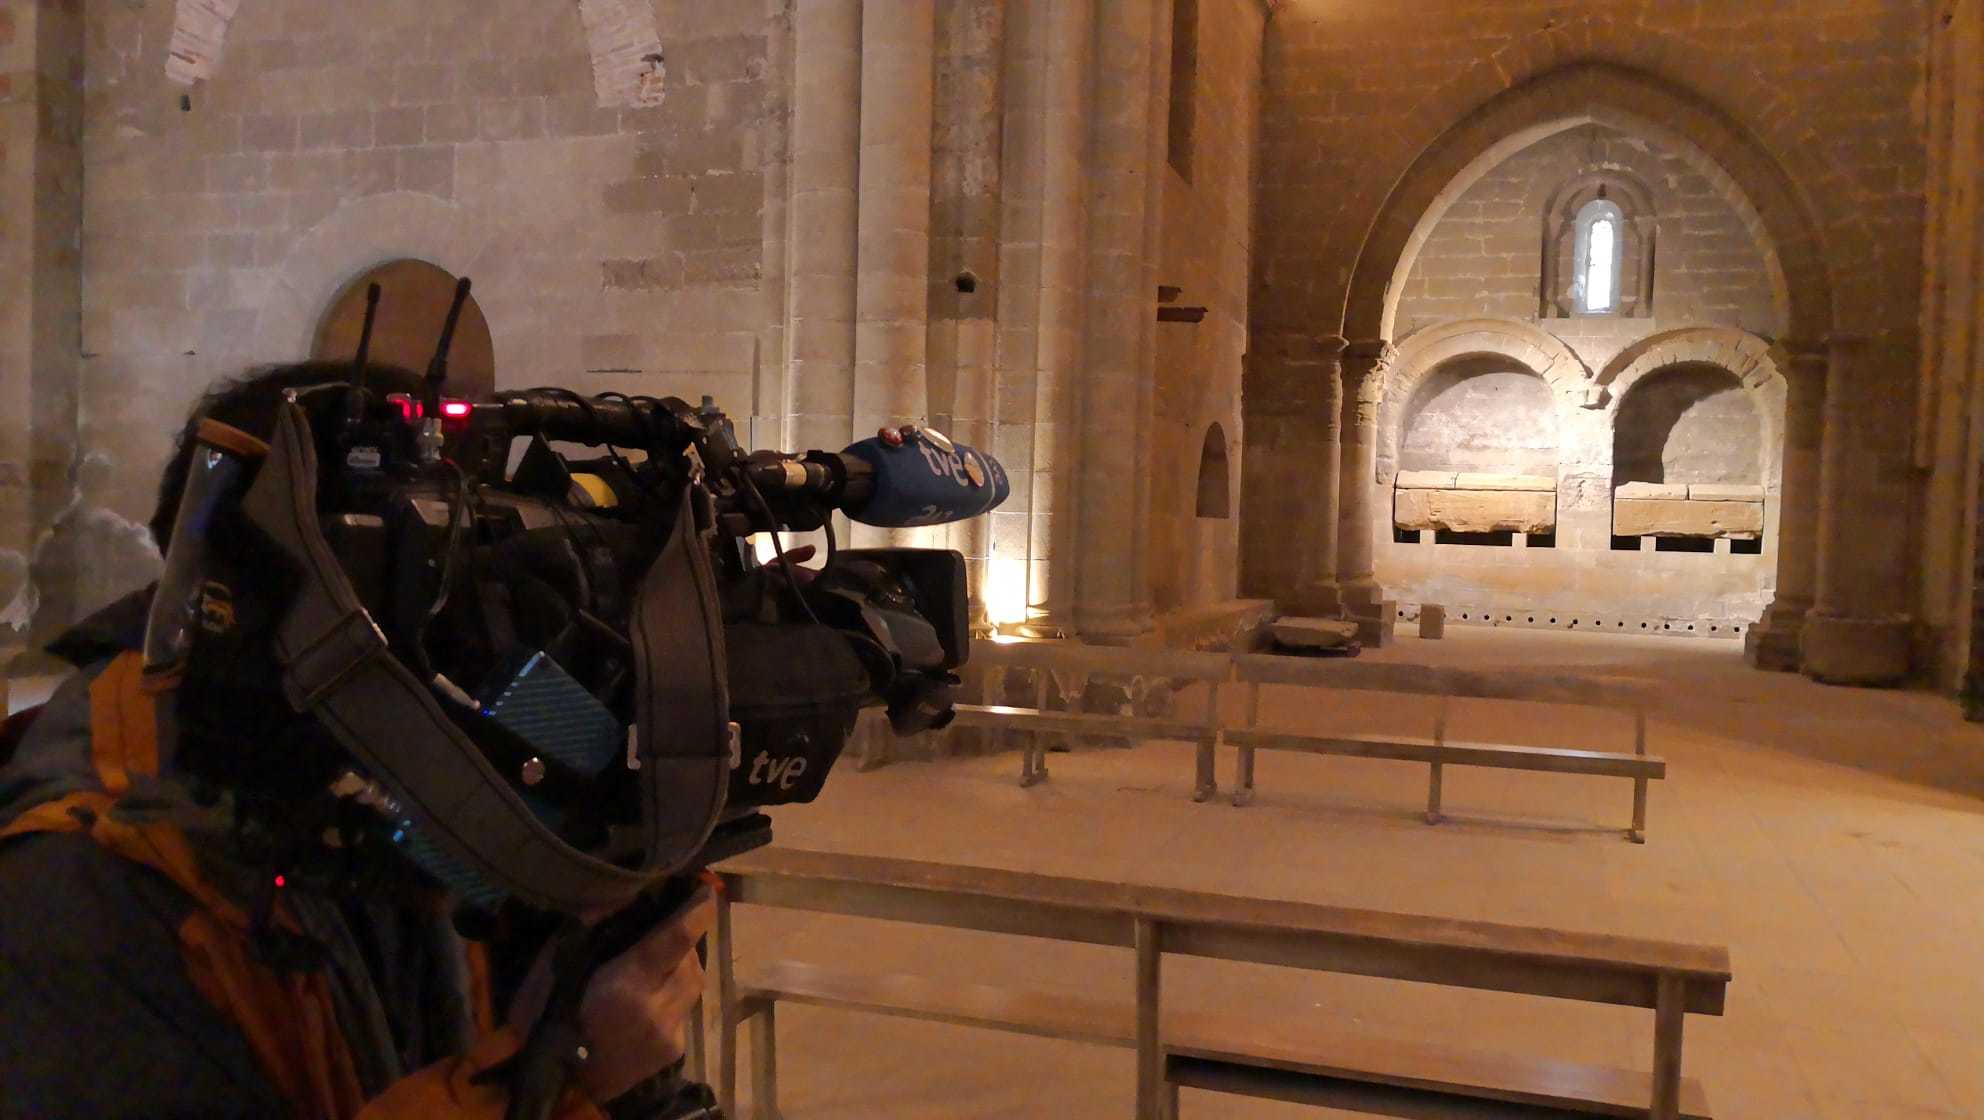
[840,428,1009,528]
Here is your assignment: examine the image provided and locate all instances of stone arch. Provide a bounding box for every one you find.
[1380,318,1590,484]
[1345,64,1830,344]
[1195,423,1232,519]
[1601,327,1786,488]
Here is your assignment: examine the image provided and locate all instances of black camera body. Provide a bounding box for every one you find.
[314,386,967,849]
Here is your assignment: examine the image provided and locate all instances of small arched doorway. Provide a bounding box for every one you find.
[312,260,496,399]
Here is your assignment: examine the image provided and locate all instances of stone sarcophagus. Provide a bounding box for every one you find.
[1612,482,1764,538]
[1394,471,1557,534]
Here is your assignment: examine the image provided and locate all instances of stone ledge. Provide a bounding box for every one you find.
[1613,497,1763,537]
[1394,488,1556,534]
[1615,481,1687,500]
[1687,483,1765,502]
[1453,472,1555,492]
[1394,470,1457,489]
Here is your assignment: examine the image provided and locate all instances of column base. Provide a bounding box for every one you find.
[1074,601,1155,646]
[1743,597,1811,672]
[1339,577,1383,616]
[1800,611,1913,687]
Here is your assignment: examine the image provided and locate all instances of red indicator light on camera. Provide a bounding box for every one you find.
[441,400,473,419]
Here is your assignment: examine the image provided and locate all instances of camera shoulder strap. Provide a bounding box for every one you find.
[241,400,665,914]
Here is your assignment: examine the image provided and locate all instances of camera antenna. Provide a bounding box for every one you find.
[347,282,382,427]
[425,276,473,417]
[417,276,472,463]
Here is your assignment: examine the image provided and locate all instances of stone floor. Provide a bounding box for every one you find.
[8,629,1980,1117]
[721,626,1984,1119]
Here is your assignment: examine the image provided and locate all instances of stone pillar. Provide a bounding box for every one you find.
[1003,0,1093,637]
[783,0,863,455]
[1338,340,1393,613]
[1803,332,1916,684]
[1072,0,1159,642]
[1746,345,1826,671]
[1297,337,1348,614]
[754,0,795,453]
[0,0,84,657]
[852,0,936,547]
[928,0,1006,625]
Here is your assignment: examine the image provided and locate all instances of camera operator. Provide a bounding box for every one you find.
[0,363,714,1120]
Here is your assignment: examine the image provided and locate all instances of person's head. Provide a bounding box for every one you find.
[151,361,423,552]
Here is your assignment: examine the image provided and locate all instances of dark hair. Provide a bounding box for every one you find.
[151,361,424,550]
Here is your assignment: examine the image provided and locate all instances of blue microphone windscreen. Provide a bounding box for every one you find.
[844,436,1010,528]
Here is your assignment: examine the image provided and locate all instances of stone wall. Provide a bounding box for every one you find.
[28,0,771,642]
[1921,0,1984,695]
[1250,0,1928,676]
[1148,0,1260,615]
[1395,125,1780,340]
[1,0,83,659]
[1612,363,1762,486]
[1398,358,1557,476]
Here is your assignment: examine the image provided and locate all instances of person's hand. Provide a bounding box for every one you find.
[509,886,718,1103]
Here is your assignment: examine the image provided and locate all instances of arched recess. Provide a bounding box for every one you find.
[1600,326,1787,476]
[1611,364,1766,487]
[1345,64,1830,345]
[1380,318,1592,483]
[313,260,496,400]
[1195,423,1231,518]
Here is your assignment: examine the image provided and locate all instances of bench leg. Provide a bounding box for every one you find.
[1135,918,1164,1120]
[1020,745,1048,787]
[750,1002,780,1120]
[716,893,738,1116]
[1629,776,1648,844]
[1162,1077,1180,1120]
[687,997,705,1082]
[1231,746,1255,807]
[1651,974,1684,1120]
[1193,739,1216,803]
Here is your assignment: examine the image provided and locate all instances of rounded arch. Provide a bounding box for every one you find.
[1346,64,1830,344]
[1603,327,1786,489]
[1380,319,1590,484]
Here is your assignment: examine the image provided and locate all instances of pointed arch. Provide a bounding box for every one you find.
[1344,64,1830,344]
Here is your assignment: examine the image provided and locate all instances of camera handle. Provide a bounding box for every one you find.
[500,875,715,1120]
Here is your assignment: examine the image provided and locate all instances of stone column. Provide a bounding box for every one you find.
[1338,340,1393,612]
[1,0,84,655]
[927,0,1005,626]
[1073,0,1159,642]
[1803,332,1916,684]
[1008,0,1094,637]
[1295,337,1348,614]
[852,0,936,547]
[1745,345,1826,671]
[783,0,863,455]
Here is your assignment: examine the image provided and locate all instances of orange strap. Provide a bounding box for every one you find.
[3,654,596,1120]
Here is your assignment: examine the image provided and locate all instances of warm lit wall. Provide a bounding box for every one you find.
[1921,0,1984,694]
[1149,0,1262,616]
[1248,1,1927,668]
[1394,126,1781,342]
[29,0,771,640]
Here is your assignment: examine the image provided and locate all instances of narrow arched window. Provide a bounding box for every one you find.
[1572,199,1625,315]
[1196,423,1230,518]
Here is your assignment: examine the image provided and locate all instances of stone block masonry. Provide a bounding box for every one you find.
[36,0,772,642]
